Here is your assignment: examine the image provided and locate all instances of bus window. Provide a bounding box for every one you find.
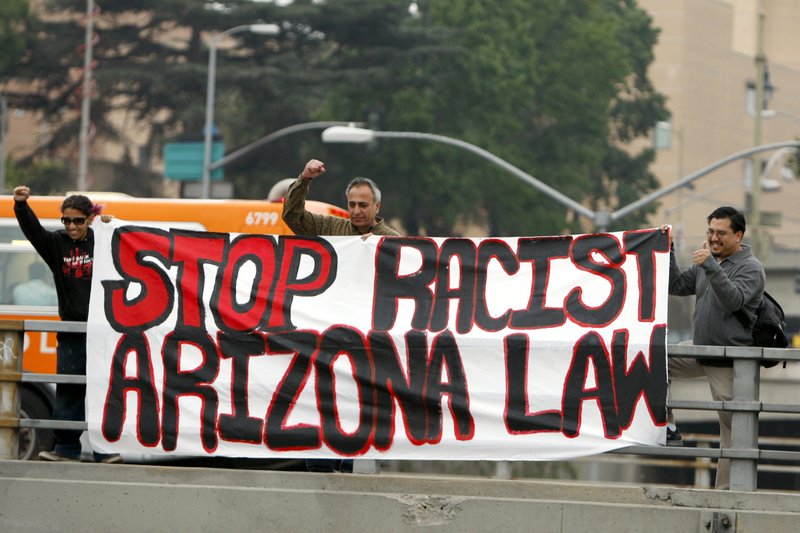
[0,219,62,243]
[0,245,46,303]
[12,262,57,306]
[0,243,59,373]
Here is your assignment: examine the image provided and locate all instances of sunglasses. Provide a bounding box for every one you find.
[61,216,87,226]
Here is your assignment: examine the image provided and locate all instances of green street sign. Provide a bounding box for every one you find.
[164,142,224,181]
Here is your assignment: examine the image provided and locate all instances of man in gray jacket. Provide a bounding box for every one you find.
[665,206,764,489]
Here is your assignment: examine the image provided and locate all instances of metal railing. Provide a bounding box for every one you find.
[2,320,799,489]
[612,343,800,490]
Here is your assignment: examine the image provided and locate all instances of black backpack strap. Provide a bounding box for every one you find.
[733,308,753,331]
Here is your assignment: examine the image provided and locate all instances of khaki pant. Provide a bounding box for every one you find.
[668,356,733,490]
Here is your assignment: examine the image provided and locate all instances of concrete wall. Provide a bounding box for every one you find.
[1,460,799,532]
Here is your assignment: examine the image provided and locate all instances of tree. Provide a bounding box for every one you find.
[8,0,282,192]
[218,0,449,201]
[0,0,28,78]
[6,0,443,199]
[4,159,70,196]
[319,0,669,235]
[6,0,667,238]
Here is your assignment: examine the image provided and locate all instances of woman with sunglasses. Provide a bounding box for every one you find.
[12,185,120,463]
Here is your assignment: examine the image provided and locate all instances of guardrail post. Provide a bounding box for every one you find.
[0,320,24,460]
[728,347,760,491]
[353,459,380,474]
[693,437,712,488]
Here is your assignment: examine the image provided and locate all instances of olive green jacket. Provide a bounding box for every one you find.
[282,176,400,236]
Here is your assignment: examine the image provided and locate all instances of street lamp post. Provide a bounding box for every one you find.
[750,8,768,257]
[321,126,596,221]
[0,93,7,194]
[761,109,800,124]
[209,121,362,174]
[758,147,797,188]
[663,172,790,223]
[202,23,280,199]
[322,125,800,232]
[77,0,96,192]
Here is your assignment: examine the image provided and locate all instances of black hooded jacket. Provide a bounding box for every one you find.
[14,200,94,322]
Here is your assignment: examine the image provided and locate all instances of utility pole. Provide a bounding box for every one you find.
[77,0,95,192]
[0,93,7,194]
[751,7,767,257]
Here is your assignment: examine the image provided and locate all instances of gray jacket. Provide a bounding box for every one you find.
[669,245,764,347]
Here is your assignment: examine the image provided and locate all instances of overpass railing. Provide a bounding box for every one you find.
[2,320,799,491]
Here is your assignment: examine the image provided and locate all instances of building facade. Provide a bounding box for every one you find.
[638,0,800,336]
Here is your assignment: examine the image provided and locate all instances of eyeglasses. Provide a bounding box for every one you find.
[706,229,731,239]
[61,216,87,226]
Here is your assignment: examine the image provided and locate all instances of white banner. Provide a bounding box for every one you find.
[87,221,671,460]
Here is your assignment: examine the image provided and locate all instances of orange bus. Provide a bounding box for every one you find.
[0,189,347,459]
[0,188,347,242]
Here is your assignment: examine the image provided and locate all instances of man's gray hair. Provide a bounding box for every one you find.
[346,177,382,204]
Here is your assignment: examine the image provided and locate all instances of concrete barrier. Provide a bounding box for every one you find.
[1,460,798,532]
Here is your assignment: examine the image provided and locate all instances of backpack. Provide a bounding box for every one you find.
[734,291,789,368]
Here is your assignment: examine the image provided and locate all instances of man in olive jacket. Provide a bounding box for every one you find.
[282,159,400,237]
[282,160,399,472]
